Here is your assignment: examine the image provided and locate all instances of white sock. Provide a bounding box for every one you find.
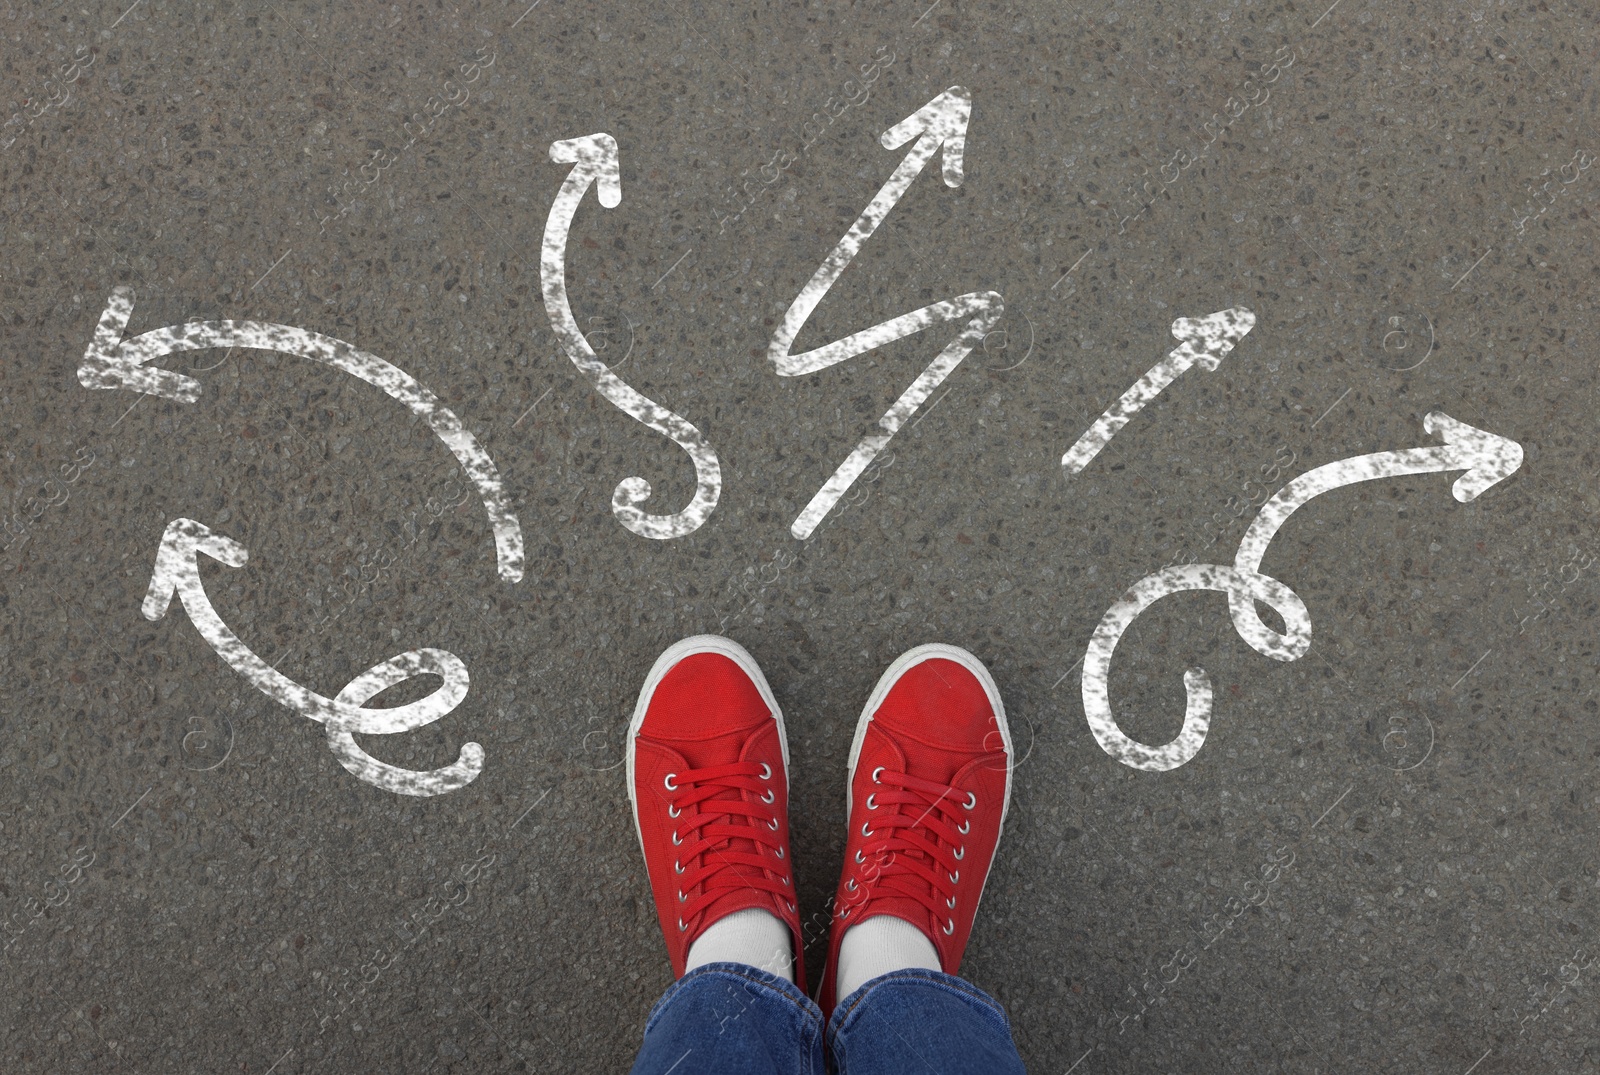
[685,908,794,982]
[835,914,939,1002]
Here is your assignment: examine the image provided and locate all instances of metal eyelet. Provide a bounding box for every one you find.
[953,846,965,861]
[839,907,850,919]
[674,860,685,875]
[871,766,884,783]
[866,793,877,810]
[677,890,687,903]
[667,804,681,818]
[948,869,960,884]
[767,818,779,831]
[671,832,682,846]
[962,791,977,810]
[780,875,789,886]
[760,788,775,804]
[786,900,796,913]
[758,762,772,780]
[845,879,857,892]
[678,917,688,932]
[775,847,785,859]
[957,819,970,835]
[946,895,957,909]
[861,822,873,837]
[664,773,679,791]
[855,850,866,864]
[943,918,954,936]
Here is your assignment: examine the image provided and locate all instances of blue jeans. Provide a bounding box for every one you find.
[628,961,1027,1074]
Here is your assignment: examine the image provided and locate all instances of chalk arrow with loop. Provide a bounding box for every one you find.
[143,518,483,796]
[767,86,1004,539]
[78,287,524,582]
[541,133,722,540]
[1082,410,1524,772]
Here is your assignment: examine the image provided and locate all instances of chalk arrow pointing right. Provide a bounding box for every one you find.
[1082,409,1524,772]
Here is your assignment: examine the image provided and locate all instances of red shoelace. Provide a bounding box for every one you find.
[664,760,794,933]
[840,767,976,937]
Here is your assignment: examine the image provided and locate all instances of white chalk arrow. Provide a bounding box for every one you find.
[1082,409,1524,772]
[79,288,524,583]
[142,518,483,796]
[1226,410,1525,654]
[767,86,1004,539]
[1062,307,1256,475]
[542,133,721,540]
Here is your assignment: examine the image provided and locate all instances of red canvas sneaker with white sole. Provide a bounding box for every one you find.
[818,643,1012,1013]
[627,635,806,990]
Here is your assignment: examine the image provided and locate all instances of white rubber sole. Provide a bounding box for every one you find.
[625,634,790,868]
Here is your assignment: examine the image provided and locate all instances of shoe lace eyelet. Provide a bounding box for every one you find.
[861,821,873,837]
[839,907,850,919]
[953,845,965,860]
[677,890,686,903]
[949,869,960,884]
[786,900,796,913]
[962,791,977,810]
[674,860,685,875]
[775,847,785,859]
[946,895,956,909]
[678,917,688,932]
[758,762,772,780]
[943,918,954,936]
[664,773,679,791]
[846,878,857,892]
[855,849,866,864]
[780,875,789,886]
[671,832,682,846]
[871,766,884,784]
[667,804,681,818]
[957,819,970,835]
[760,788,775,804]
[866,793,877,810]
[767,817,779,831]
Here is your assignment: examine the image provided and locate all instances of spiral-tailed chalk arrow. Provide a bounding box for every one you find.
[1083,410,1524,772]
[541,133,722,540]
[1062,307,1256,475]
[143,518,483,796]
[767,86,1004,540]
[78,287,523,582]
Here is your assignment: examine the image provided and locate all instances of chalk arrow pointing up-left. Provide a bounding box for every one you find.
[143,517,483,797]
[79,287,524,583]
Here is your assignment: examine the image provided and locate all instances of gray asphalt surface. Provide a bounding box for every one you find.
[3,0,1599,1071]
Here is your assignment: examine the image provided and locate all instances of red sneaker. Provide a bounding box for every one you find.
[626,635,805,990]
[818,643,1012,1013]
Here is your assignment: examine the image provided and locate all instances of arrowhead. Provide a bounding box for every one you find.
[1169,307,1256,371]
[77,287,203,403]
[142,518,248,621]
[549,133,621,208]
[881,86,972,187]
[1423,411,1524,502]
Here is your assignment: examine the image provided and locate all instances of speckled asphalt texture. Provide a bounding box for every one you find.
[2,1,1599,1071]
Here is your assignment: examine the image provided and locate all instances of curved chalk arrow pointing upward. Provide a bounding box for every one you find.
[79,287,524,583]
[768,86,1004,540]
[1083,410,1524,772]
[541,133,722,540]
[143,518,483,796]
[1063,307,1256,475]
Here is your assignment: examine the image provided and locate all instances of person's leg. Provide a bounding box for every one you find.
[827,968,1025,1075]
[816,643,1027,1071]
[630,962,826,1075]
[625,635,825,1075]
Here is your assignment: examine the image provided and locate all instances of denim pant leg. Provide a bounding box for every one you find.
[630,962,828,1075]
[826,969,1027,1075]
